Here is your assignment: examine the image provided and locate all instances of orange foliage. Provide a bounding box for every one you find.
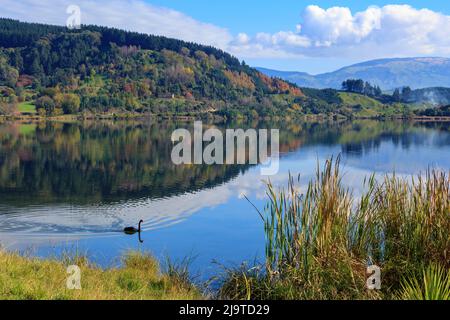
[257,72,304,96]
[224,70,256,91]
[273,78,290,93]
[258,73,273,87]
[289,87,304,97]
[291,103,302,111]
[184,91,194,100]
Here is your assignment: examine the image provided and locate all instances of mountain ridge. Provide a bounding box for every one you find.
[257,57,450,90]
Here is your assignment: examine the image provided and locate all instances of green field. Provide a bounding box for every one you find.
[18,101,36,114]
[339,92,384,108]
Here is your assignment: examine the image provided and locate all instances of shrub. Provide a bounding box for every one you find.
[35,96,55,115]
[61,93,81,114]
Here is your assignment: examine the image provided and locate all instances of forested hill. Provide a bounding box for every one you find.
[0,18,308,117]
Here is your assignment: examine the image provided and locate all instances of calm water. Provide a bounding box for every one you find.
[0,120,449,278]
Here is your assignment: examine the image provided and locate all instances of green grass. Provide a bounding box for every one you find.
[219,157,449,300]
[338,92,419,117]
[0,251,202,300]
[339,92,384,109]
[18,101,36,114]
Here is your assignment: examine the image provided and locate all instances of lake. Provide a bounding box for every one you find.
[0,120,449,279]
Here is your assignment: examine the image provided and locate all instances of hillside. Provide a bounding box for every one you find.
[1,19,438,119]
[0,18,306,118]
[258,57,450,90]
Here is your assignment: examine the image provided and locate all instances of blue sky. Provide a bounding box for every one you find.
[2,0,450,73]
[142,0,450,72]
[146,0,450,34]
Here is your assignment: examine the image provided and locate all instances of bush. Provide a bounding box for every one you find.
[61,93,81,114]
[35,96,55,115]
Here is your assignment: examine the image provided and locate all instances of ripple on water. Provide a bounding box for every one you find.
[0,191,204,239]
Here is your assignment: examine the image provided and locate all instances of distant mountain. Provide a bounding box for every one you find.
[257,57,450,90]
[256,67,318,86]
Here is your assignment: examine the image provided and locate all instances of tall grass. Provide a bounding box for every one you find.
[219,157,449,300]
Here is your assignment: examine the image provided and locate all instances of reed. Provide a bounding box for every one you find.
[219,157,449,300]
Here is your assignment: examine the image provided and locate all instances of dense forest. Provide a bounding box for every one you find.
[0,18,315,118]
[0,19,447,118]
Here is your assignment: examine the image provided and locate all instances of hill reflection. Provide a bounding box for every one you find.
[0,120,448,207]
[0,119,448,238]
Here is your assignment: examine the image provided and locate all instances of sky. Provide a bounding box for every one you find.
[2,0,450,74]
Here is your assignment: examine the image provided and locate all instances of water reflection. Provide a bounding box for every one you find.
[0,122,251,206]
[0,120,448,265]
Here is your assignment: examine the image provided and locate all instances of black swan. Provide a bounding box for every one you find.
[124,220,143,235]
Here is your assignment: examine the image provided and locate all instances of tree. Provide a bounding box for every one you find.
[0,18,327,117]
[35,95,55,115]
[0,58,19,87]
[0,100,17,115]
[393,89,401,102]
[61,93,81,114]
[27,48,44,76]
[401,86,412,102]
[363,81,373,96]
[342,79,365,94]
[342,80,351,91]
[374,86,382,97]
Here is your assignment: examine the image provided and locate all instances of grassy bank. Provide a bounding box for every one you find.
[219,158,449,300]
[0,251,201,300]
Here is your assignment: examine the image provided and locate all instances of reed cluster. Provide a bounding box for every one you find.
[219,157,449,300]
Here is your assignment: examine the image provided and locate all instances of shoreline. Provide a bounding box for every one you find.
[1,113,450,123]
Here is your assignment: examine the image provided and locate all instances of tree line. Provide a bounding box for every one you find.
[342,79,414,103]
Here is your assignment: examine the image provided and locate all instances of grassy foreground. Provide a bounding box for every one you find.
[219,158,449,300]
[0,251,201,300]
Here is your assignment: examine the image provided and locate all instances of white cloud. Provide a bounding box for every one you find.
[0,0,232,49]
[1,1,450,62]
[235,33,250,45]
[238,4,450,59]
